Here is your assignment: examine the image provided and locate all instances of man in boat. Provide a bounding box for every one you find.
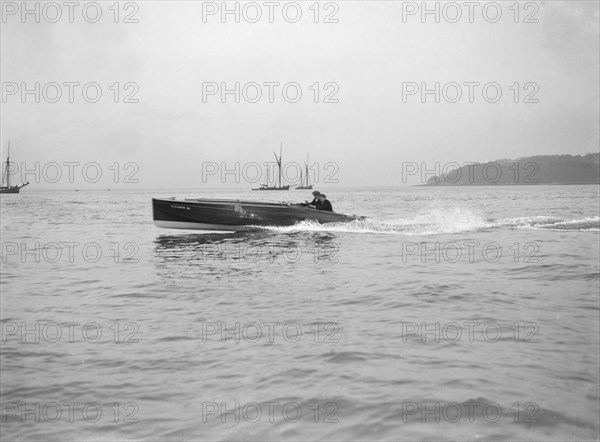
[315,194,333,212]
[301,190,321,207]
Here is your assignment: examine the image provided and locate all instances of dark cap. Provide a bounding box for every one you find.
[312,191,320,196]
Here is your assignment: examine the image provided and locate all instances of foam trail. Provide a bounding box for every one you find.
[260,211,600,235]
[260,207,491,236]
[498,215,600,231]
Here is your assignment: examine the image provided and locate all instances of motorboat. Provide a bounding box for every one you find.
[152,197,363,231]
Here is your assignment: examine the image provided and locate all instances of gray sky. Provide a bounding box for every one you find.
[1,1,598,188]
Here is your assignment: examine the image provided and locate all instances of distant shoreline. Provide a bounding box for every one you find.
[422,153,599,187]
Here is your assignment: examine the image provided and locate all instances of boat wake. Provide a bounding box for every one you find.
[261,208,492,236]
[496,215,600,232]
[260,210,600,236]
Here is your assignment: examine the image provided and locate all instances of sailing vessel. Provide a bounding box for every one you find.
[252,166,271,191]
[0,142,29,194]
[253,143,290,191]
[296,155,313,190]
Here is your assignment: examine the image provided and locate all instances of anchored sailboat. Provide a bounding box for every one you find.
[0,142,29,194]
[296,155,313,190]
[253,142,290,191]
[252,167,270,191]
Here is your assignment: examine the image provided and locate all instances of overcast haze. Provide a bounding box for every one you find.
[1,1,598,188]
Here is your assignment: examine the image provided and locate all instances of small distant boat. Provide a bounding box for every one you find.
[252,167,277,191]
[152,197,363,231]
[252,142,290,191]
[0,142,29,194]
[296,155,313,190]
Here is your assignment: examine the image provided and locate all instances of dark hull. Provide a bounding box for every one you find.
[0,183,28,194]
[152,198,361,231]
[252,185,290,191]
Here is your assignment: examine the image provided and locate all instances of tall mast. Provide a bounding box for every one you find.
[279,142,282,188]
[273,142,283,188]
[5,141,10,188]
[305,154,310,187]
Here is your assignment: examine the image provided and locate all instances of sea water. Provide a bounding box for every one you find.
[1,185,598,440]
